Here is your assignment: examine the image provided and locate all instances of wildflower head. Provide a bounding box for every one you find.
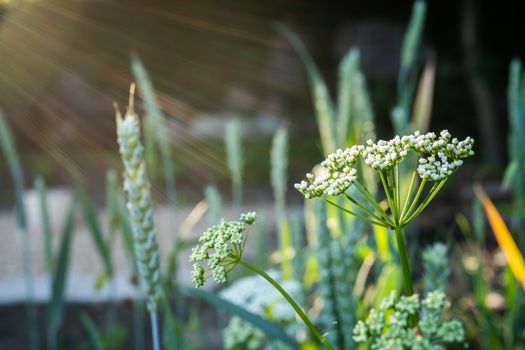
[190,212,257,287]
[294,145,362,198]
[295,130,475,200]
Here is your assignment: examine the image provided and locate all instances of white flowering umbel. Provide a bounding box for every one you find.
[353,291,465,350]
[190,212,336,350]
[295,130,474,296]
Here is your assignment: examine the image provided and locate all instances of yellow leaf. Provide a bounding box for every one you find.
[474,184,525,289]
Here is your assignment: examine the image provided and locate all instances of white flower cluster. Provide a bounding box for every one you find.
[295,130,475,198]
[294,146,361,198]
[363,136,408,171]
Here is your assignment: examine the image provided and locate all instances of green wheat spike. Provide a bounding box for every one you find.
[225,117,243,209]
[422,243,449,296]
[204,184,223,226]
[271,127,288,212]
[314,200,339,346]
[330,239,356,349]
[131,55,177,206]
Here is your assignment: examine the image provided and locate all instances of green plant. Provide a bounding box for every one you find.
[295,130,474,296]
[116,84,162,350]
[225,117,244,209]
[353,291,465,349]
[190,212,335,350]
[0,107,39,350]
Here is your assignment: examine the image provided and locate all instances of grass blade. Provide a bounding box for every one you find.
[35,176,54,272]
[0,107,39,350]
[47,200,76,349]
[179,285,299,349]
[276,23,336,155]
[475,185,525,289]
[411,54,436,132]
[204,184,222,227]
[79,312,105,350]
[225,118,243,209]
[77,185,113,278]
[132,55,177,206]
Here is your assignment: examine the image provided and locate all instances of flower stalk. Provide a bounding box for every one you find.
[295,130,474,296]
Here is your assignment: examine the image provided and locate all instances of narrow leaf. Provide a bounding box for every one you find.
[179,285,299,349]
[35,176,54,272]
[79,312,104,350]
[78,185,112,277]
[47,201,76,329]
[276,24,336,155]
[475,185,525,289]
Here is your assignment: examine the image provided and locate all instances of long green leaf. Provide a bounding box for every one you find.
[77,185,112,277]
[225,118,243,208]
[79,312,105,350]
[35,176,54,272]
[179,285,299,349]
[276,24,336,155]
[0,108,27,229]
[132,55,177,205]
[47,201,76,330]
[0,107,39,350]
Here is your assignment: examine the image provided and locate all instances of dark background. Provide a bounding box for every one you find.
[0,0,523,204]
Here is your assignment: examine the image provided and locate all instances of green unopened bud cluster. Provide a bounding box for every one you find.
[116,94,161,311]
[353,290,465,350]
[190,212,257,287]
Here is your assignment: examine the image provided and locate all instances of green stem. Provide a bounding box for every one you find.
[354,180,394,225]
[394,227,414,296]
[379,171,396,219]
[344,193,393,226]
[238,260,336,350]
[401,179,446,226]
[400,178,426,223]
[321,197,390,228]
[400,170,417,219]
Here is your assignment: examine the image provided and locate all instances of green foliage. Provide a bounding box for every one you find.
[179,284,299,349]
[353,291,465,349]
[205,184,223,226]
[35,176,54,272]
[225,117,244,208]
[392,0,428,134]
[79,312,104,350]
[132,55,177,205]
[422,243,449,295]
[47,201,76,349]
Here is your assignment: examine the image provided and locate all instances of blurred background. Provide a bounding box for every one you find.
[0,0,524,203]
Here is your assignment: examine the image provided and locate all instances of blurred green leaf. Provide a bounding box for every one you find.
[47,200,76,330]
[78,185,113,277]
[79,312,104,350]
[179,285,299,349]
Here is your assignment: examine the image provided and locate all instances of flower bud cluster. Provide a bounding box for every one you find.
[294,146,361,198]
[295,130,475,198]
[190,212,257,287]
[353,290,465,349]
